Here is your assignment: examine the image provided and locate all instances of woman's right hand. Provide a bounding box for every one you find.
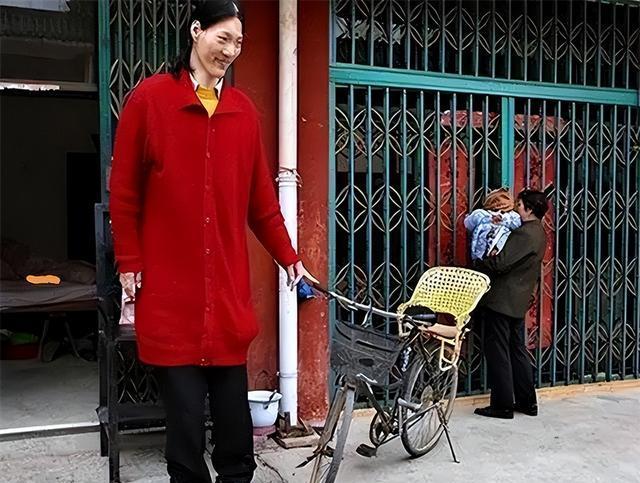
[119,272,142,300]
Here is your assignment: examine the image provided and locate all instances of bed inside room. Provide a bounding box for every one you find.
[0,90,101,430]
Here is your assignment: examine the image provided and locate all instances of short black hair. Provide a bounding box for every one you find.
[517,189,549,219]
[169,0,243,78]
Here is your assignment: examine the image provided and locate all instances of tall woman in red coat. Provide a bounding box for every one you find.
[109,1,316,481]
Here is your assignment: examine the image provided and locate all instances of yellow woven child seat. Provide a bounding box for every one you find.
[397,266,491,371]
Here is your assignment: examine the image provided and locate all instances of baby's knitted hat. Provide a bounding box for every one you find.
[483,188,515,212]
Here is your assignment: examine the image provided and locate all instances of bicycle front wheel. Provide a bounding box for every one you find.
[309,385,355,483]
[399,350,458,458]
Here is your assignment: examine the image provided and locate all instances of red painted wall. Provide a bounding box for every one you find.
[235,0,330,420]
[297,0,330,422]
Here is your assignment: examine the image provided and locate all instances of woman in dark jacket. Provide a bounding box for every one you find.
[473,189,549,420]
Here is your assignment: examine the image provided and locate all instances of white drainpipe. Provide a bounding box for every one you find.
[278,0,298,427]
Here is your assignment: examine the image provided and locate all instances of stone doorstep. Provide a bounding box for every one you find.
[349,378,640,419]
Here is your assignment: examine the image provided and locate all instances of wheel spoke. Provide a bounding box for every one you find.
[406,403,438,447]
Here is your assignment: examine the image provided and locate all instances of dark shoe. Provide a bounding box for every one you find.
[514,403,538,416]
[474,406,514,419]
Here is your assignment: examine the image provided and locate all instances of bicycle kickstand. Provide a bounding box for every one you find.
[437,405,460,464]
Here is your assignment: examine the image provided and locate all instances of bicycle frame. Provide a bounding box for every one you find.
[338,325,439,449]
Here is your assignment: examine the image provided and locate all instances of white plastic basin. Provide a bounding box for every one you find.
[248,390,282,428]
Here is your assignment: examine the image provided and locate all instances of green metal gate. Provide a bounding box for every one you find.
[329,0,640,397]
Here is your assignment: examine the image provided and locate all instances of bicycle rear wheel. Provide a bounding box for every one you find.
[399,349,458,457]
[309,385,355,483]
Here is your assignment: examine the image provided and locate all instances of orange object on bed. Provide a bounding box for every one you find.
[26,275,61,285]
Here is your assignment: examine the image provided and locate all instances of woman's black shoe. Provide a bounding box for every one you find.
[474,406,514,419]
[514,403,538,416]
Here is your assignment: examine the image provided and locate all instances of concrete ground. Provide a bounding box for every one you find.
[0,355,98,429]
[0,385,638,483]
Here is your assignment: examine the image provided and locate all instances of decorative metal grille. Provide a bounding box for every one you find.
[333,87,503,315]
[331,0,640,397]
[540,102,640,385]
[332,0,640,89]
[107,0,192,118]
[116,343,162,404]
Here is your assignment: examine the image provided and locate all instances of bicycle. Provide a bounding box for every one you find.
[302,267,491,483]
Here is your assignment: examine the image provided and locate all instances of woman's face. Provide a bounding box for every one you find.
[517,198,532,219]
[192,17,243,79]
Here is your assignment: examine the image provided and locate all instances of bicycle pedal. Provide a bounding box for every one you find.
[356,444,377,458]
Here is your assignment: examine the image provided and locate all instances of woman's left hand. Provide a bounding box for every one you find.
[286,260,319,290]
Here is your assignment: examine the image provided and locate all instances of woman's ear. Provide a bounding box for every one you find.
[191,21,201,42]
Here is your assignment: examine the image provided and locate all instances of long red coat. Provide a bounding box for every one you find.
[109,70,298,366]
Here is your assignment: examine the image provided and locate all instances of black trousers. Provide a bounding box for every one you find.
[158,365,257,483]
[479,308,537,410]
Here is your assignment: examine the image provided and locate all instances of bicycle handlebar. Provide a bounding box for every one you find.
[311,284,436,328]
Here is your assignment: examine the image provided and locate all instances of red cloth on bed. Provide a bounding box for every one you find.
[109,71,298,367]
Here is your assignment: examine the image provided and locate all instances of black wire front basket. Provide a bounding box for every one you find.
[330,319,405,386]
